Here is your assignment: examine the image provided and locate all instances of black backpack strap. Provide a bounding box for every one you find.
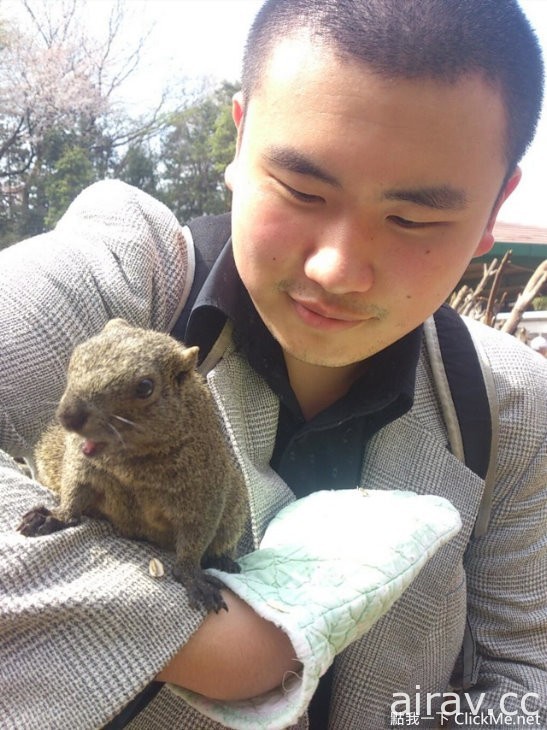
[425,304,500,691]
[428,304,492,479]
[424,304,498,536]
[170,213,232,342]
[101,682,163,729]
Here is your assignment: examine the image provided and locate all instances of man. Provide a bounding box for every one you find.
[0,1,545,728]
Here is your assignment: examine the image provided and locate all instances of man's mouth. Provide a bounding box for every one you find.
[290,296,371,331]
[296,298,365,321]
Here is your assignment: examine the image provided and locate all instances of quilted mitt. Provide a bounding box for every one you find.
[172,488,462,729]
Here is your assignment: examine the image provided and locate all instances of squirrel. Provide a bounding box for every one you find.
[18,318,248,613]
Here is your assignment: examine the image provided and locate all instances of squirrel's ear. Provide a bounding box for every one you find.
[179,345,199,373]
[104,318,132,333]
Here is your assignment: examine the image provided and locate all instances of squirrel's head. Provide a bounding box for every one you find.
[57,319,202,457]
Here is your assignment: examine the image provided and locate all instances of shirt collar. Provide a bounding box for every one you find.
[185,239,242,361]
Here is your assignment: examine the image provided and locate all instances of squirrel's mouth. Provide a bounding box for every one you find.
[81,439,106,457]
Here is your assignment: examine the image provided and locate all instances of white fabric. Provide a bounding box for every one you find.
[173,489,462,729]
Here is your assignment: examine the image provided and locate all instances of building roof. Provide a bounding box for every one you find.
[493,220,547,245]
[459,220,547,305]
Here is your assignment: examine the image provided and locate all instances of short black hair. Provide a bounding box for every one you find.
[242,0,544,171]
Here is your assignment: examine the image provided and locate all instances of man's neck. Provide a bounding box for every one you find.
[283,352,365,420]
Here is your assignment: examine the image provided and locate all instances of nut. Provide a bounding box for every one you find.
[148,557,165,578]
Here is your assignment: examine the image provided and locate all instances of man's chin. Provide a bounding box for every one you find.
[279,336,389,369]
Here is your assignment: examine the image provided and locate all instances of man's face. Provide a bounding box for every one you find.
[226,36,519,368]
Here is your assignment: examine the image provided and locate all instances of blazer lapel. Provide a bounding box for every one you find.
[361,411,486,551]
[327,414,487,728]
[207,347,295,550]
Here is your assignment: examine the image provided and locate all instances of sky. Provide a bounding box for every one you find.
[7,0,547,227]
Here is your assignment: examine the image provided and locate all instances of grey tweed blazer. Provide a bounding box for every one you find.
[1,181,546,729]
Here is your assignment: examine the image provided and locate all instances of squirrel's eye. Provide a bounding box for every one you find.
[135,378,155,399]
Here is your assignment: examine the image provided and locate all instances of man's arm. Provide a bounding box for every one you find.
[0,181,221,728]
[156,590,300,701]
[1,456,227,728]
[462,439,547,719]
[456,342,547,725]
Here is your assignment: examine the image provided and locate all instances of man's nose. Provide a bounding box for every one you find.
[303,219,375,295]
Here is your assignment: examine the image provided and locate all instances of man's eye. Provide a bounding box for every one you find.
[279,180,322,203]
[389,215,429,229]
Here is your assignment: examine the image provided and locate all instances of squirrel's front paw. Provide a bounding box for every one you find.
[17,506,79,537]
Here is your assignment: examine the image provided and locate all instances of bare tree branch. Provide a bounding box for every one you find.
[501,260,547,335]
[482,250,512,327]
[450,257,505,319]
[21,0,78,48]
[0,116,25,159]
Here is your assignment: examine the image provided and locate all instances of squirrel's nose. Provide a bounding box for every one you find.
[57,401,89,432]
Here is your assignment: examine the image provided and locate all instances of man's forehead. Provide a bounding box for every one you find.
[257,31,495,101]
[247,40,509,177]
[254,30,333,90]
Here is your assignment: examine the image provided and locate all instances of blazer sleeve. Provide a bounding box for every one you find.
[0,181,203,729]
[459,326,547,725]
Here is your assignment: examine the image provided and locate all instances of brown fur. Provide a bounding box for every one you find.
[18,319,248,612]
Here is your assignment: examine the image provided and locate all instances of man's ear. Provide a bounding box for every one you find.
[225,92,246,192]
[473,166,522,257]
[231,91,245,133]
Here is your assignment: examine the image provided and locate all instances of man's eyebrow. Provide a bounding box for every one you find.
[264,146,468,210]
[384,186,468,211]
[264,146,342,188]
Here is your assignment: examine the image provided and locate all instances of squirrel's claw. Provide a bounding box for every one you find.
[172,563,229,613]
[17,505,79,537]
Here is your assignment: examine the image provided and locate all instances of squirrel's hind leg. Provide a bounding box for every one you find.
[172,528,230,613]
[202,553,241,574]
[172,558,229,613]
